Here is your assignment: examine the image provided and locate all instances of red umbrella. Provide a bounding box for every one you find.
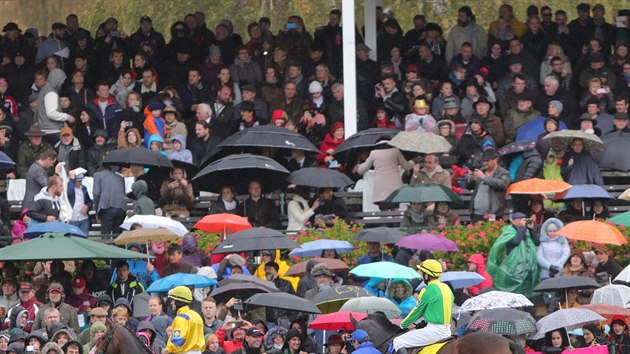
[285,258,349,277]
[193,214,252,235]
[308,311,368,331]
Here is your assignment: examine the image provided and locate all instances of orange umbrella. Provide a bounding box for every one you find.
[193,214,252,235]
[557,220,628,245]
[506,178,572,195]
[581,303,630,323]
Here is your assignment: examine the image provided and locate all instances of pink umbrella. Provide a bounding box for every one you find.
[395,233,459,252]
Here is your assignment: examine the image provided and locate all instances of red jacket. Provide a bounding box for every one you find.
[466,254,493,296]
[216,326,244,353]
[316,133,344,167]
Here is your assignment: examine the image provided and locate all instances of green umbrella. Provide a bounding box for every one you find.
[0,233,153,261]
[381,183,462,204]
[349,261,421,279]
[608,212,630,227]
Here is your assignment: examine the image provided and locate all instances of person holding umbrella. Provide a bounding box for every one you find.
[561,138,603,186]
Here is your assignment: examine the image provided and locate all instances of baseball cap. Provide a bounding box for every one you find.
[73,277,86,288]
[19,282,33,292]
[60,126,73,136]
[47,283,64,293]
[246,328,263,337]
[350,329,369,342]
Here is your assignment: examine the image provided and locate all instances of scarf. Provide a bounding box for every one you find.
[223,199,237,211]
[408,208,426,224]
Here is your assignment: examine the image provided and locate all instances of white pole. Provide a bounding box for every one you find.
[364,0,377,62]
[342,0,358,138]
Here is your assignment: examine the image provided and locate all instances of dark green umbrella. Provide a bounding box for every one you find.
[211,228,298,254]
[381,183,462,204]
[0,233,153,261]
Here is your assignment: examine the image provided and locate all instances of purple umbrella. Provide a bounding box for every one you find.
[395,233,459,252]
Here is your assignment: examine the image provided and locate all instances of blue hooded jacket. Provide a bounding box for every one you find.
[385,279,417,317]
[167,134,193,163]
[109,243,160,288]
[536,218,570,279]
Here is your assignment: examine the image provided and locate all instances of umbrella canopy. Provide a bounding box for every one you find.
[533,276,601,292]
[459,291,534,312]
[24,221,86,239]
[285,258,349,277]
[531,308,605,339]
[120,215,188,237]
[209,282,276,304]
[287,168,354,189]
[308,311,368,331]
[580,303,630,322]
[506,178,572,195]
[381,183,462,204]
[0,233,152,261]
[353,227,406,244]
[467,308,537,336]
[395,233,459,252]
[515,117,568,142]
[217,274,279,293]
[289,240,355,257]
[556,220,627,245]
[339,297,402,319]
[542,130,605,153]
[114,228,181,246]
[440,271,486,289]
[497,141,537,156]
[211,228,298,254]
[216,126,320,153]
[312,285,374,313]
[145,273,217,292]
[553,184,614,201]
[193,214,252,234]
[591,284,630,308]
[0,151,15,168]
[332,128,399,162]
[614,264,630,285]
[350,262,421,280]
[389,131,452,154]
[192,154,290,193]
[103,147,174,168]
[608,212,630,228]
[244,292,320,314]
[592,132,630,171]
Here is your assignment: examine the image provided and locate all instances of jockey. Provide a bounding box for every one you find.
[163,286,205,354]
[392,260,454,352]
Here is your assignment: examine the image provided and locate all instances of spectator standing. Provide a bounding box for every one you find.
[466,149,510,222]
[37,69,75,145]
[67,174,92,235]
[92,165,127,234]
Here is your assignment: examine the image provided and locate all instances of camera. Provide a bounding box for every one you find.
[286,23,297,30]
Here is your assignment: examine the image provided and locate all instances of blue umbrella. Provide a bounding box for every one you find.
[515,116,568,142]
[289,240,355,257]
[553,184,614,201]
[416,271,486,291]
[24,222,86,239]
[146,273,217,293]
[0,151,15,168]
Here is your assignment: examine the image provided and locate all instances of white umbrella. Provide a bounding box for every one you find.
[590,284,630,308]
[388,131,452,154]
[531,308,604,339]
[614,264,630,285]
[459,291,534,312]
[120,215,188,237]
[339,297,403,319]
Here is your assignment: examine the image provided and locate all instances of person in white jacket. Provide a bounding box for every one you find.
[286,186,320,233]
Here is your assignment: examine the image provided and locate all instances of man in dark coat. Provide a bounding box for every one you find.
[188,121,220,167]
[210,86,237,142]
[126,16,166,59]
[178,68,212,120]
[237,180,280,229]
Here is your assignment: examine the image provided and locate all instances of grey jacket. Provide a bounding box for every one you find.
[37,69,71,133]
[467,166,511,217]
[22,161,49,209]
[93,168,127,212]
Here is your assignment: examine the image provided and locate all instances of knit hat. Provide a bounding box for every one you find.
[148,100,165,111]
[90,321,107,335]
[330,122,344,134]
[271,109,288,123]
[548,100,563,113]
[209,45,221,58]
[308,81,323,93]
[285,329,301,342]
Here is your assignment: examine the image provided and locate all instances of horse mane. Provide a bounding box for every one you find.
[352,313,403,353]
[99,322,153,354]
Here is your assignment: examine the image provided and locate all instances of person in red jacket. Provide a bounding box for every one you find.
[215,320,253,353]
[2,282,43,332]
[466,254,493,296]
[316,122,345,169]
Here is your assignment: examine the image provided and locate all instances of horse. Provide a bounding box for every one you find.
[351,314,525,354]
[95,323,153,354]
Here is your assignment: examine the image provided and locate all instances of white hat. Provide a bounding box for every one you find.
[309,81,323,93]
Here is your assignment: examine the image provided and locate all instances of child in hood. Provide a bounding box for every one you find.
[130,180,155,216]
[143,100,167,145]
[167,134,192,163]
[147,134,167,156]
[466,254,493,296]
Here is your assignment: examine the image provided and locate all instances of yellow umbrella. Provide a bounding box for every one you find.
[114,228,181,246]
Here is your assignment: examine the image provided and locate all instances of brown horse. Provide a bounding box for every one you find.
[351,314,525,354]
[95,323,153,354]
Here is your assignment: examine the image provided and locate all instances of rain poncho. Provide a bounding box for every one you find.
[253,250,298,291]
[487,225,540,297]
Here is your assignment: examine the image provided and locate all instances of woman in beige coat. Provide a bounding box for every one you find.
[356,138,415,204]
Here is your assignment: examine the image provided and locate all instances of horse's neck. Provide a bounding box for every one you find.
[106,325,153,354]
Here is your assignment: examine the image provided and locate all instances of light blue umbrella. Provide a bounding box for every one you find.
[146,273,217,293]
[440,271,486,289]
[350,261,421,280]
[0,151,14,168]
[289,239,355,257]
[24,221,86,239]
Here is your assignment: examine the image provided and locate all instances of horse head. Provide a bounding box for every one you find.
[353,313,403,354]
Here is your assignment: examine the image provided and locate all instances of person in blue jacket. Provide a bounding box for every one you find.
[349,329,381,354]
[364,277,387,297]
[110,242,160,289]
[385,279,417,318]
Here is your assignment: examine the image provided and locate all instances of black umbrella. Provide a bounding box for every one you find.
[353,227,406,244]
[593,132,630,171]
[287,167,354,189]
[170,158,199,179]
[211,228,298,254]
[209,282,276,304]
[218,274,279,293]
[191,154,289,193]
[533,276,601,292]
[498,141,536,156]
[217,126,320,153]
[102,147,174,168]
[332,128,399,162]
[244,292,321,314]
[312,285,373,313]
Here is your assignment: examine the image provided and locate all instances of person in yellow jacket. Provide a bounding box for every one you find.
[253,250,298,291]
[162,286,205,354]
